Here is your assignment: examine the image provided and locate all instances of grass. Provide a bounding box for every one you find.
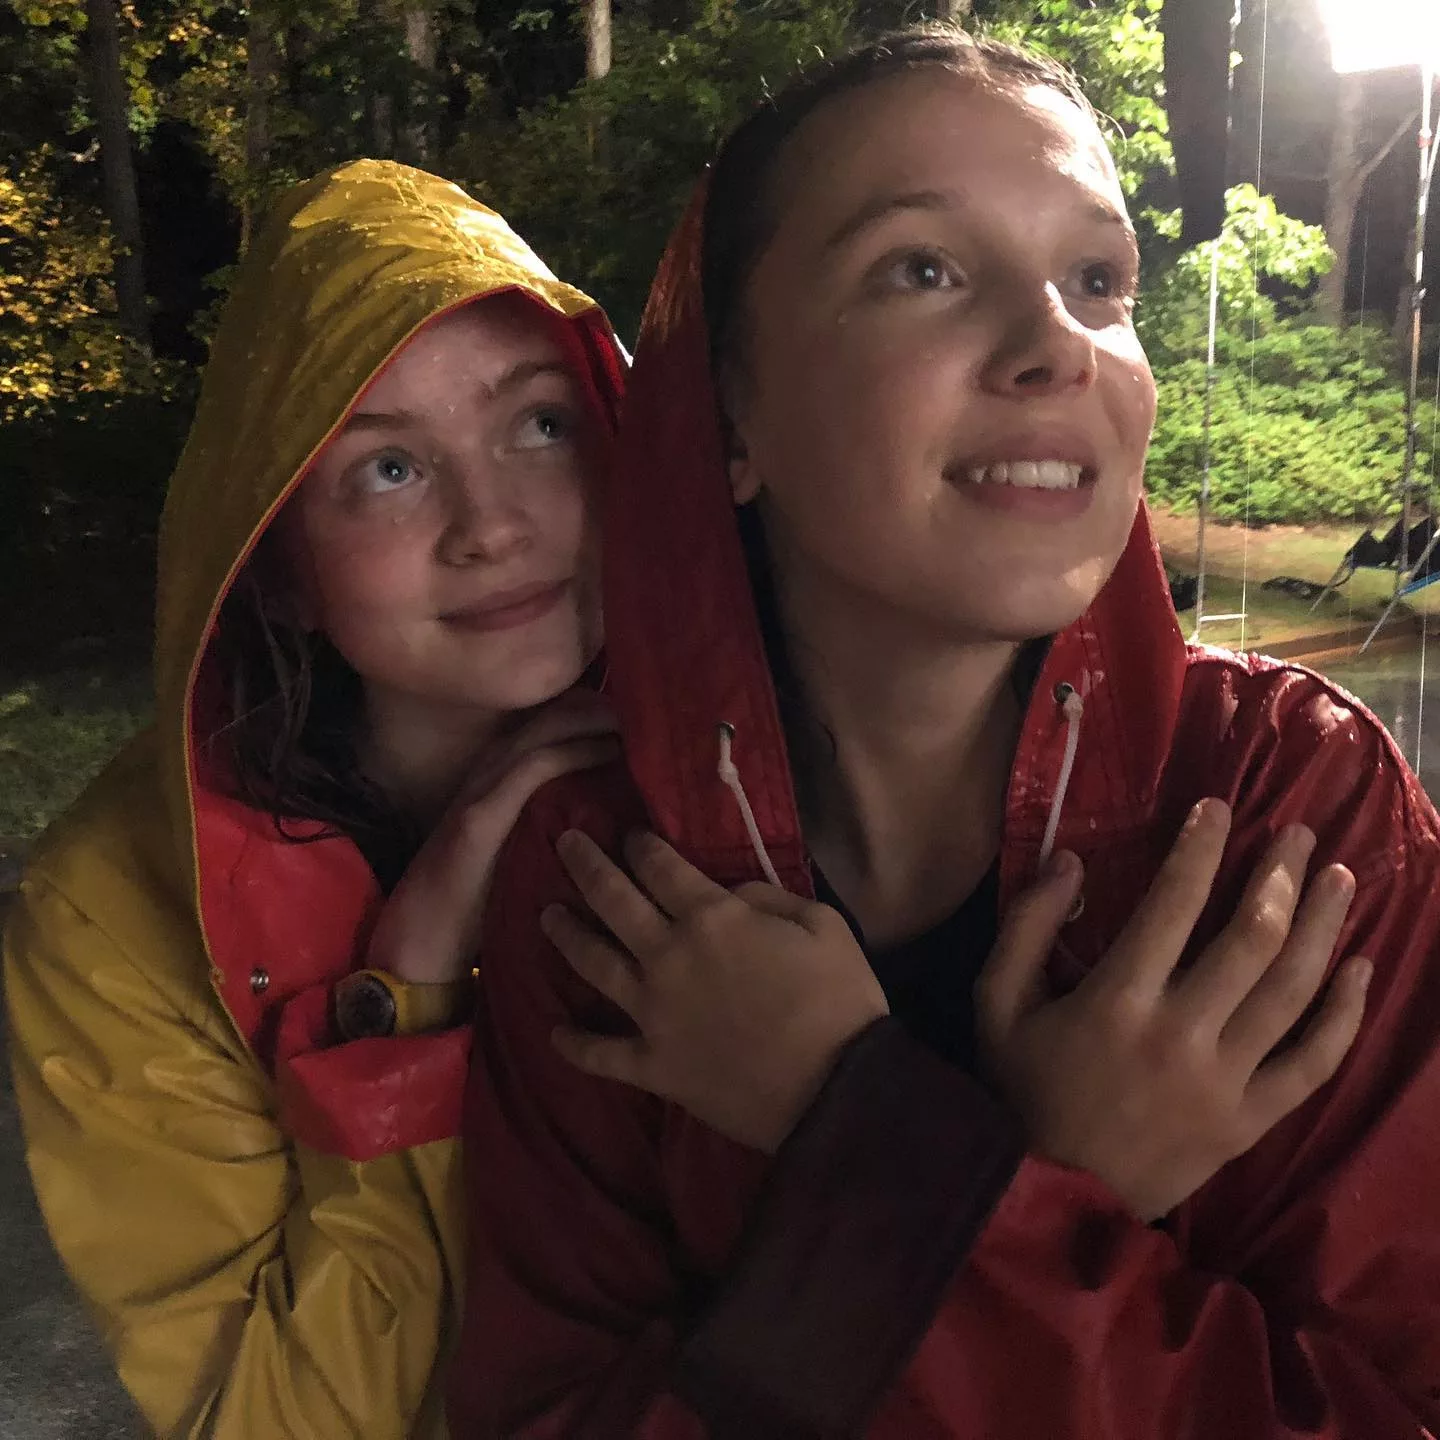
[1151,506,1440,654]
[0,654,151,845]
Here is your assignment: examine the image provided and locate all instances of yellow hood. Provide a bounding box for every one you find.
[152,158,620,874]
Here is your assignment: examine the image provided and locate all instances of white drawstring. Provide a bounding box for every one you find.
[1037,683,1085,869]
[716,722,784,888]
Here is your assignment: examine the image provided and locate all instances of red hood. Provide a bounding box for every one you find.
[602,182,1188,903]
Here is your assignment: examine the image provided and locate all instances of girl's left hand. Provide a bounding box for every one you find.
[544,829,889,1154]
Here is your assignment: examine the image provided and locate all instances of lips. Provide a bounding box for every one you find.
[440,579,571,633]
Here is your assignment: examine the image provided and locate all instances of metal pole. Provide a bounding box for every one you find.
[1365,63,1435,651]
[1190,0,1243,643]
[1192,239,1222,640]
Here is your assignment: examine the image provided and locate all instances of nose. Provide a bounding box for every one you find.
[436,471,530,568]
[983,282,1099,399]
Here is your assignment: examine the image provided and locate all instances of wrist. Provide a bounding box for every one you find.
[333,969,473,1040]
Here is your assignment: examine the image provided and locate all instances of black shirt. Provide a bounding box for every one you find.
[813,864,1001,1072]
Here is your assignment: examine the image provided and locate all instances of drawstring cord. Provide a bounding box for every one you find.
[1038,682,1085,870]
[716,722,784,888]
[719,682,1083,900]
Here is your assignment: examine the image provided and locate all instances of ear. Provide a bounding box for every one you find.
[718,368,762,506]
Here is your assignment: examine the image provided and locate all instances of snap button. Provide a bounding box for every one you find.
[249,968,270,995]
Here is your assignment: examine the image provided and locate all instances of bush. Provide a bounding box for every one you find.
[1147,321,1438,525]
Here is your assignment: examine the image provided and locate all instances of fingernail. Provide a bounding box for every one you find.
[556,830,583,859]
[1353,956,1373,992]
[1186,797,1229,833]
[539,904,563,934]
[1044,849,1080,883]
[1324,865,1356,904]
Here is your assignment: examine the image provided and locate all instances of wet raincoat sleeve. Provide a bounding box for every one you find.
[4,868,466,1440]
[455,701,1440,1439]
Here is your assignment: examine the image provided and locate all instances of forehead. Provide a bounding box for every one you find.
[368,294,569,395]
[771,68,1123,235]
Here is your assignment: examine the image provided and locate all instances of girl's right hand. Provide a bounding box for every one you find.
[365,690,619,986]
[976,799,1371,1222]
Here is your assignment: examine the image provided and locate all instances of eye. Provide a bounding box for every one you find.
[1078,261,1129,301]
[513,405,577,451]
[354,451,421,494]
[877,248,961,294]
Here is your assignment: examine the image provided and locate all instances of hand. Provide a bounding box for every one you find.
[366,691,619,985]
[976,799,1371,1221]
[544,830,890,1154]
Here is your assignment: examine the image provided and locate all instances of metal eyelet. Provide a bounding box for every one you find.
[249,968,270,995]
[1054,682,1076,704]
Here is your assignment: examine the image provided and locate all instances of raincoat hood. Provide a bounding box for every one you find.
[601,184,1186,900]
[152,159,623,1056]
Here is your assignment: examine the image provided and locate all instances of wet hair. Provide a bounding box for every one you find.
[701,23,1097,374]
[703,25,1091,794]
[205,534,420,888]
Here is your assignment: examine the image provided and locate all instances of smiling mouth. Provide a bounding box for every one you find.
[958,460,1096,491]
[440,580,571,632]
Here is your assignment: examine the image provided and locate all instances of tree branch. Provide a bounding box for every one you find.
[1355,107,1421,190]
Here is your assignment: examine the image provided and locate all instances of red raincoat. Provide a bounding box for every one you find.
[450,196,1440,1437]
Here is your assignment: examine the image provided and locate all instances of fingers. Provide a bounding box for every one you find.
[1219,862,1356,1067]
[541,903,644,1018]
[623,832,731,922]
[1176,824,1318,1032]
[975,851,1084,1036]
[556,829,670,958]
[550,1026,649,1088]
[470,693,618,795]
[479,737,621,835]
[1090,799,1231,1005]
[732,880,822,928]
[1241,954,1371,1135]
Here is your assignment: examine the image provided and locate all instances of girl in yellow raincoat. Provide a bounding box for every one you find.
[2,159,626,1439]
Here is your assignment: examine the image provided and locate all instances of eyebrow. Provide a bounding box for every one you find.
[823,189,1139,253]
[340,359,573,434]
[823,189,956,252]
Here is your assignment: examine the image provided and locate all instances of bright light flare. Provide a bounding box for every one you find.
[1317,0,1440,73]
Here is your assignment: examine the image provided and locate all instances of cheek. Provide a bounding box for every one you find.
[304,523,430,643]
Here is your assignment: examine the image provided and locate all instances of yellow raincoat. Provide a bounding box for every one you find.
[2,160,624,1439]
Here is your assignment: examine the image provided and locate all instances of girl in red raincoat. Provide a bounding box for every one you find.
[450,27,1437,1440]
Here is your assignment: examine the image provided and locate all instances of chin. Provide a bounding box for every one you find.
[470,648,592,713]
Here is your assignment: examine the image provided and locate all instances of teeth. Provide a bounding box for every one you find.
[965,460,1084,490]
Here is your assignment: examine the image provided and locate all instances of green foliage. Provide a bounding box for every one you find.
[1138,184,1434,526]
[987,0,1170,196]
[458,0,857,337]
[1140,184,1335,367]
[0,146,181,424]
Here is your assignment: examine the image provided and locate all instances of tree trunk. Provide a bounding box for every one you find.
[402,8,436,163]
[241,2,278,253]
[1320,74,1419,327]
[84,0,150,350]
[586,0,612,81]
[1319,74,1363,324]
[938,0,973,19]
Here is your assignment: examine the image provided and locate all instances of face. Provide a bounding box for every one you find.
[726,70,1157,644]
[280,293,603,724]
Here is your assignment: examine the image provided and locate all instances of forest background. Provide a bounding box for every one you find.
[1,0,1438,838]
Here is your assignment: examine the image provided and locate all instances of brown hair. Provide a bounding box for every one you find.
[205,532,420,884]
[700,24,1097,372]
